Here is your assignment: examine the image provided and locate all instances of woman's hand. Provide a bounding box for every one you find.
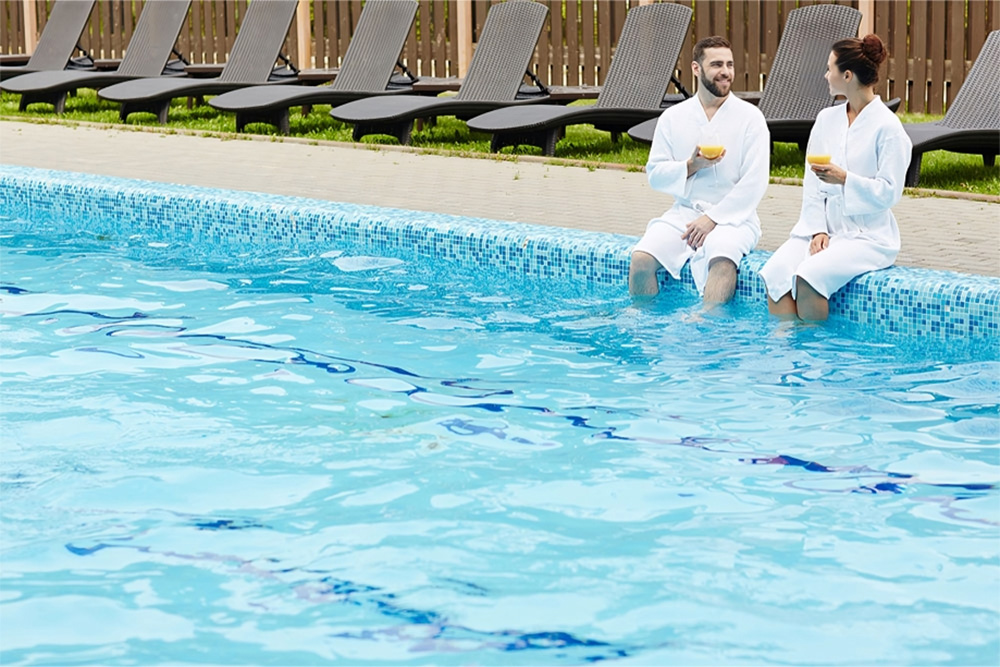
[810,233,830,255]
[811,162,846,185]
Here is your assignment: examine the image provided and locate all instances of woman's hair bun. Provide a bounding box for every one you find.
[861,34,888,65]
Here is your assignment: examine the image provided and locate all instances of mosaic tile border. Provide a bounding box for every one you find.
[2,165,997,340]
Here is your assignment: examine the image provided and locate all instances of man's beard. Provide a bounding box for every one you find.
[700,71,731,98]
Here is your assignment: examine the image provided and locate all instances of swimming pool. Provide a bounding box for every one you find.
[1,167,998,665]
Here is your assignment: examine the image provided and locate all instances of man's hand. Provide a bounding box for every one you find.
[686,145,726,177]
[681,215,717,249]
[810,232,830,255]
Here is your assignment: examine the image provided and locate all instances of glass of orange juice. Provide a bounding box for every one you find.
[698,129,724,160]
[806,140,832,166]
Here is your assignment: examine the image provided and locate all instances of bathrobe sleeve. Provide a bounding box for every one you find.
[704,110,770,225]
[841,123,912,217]
[645,109,691,199]
[790,116,834,238]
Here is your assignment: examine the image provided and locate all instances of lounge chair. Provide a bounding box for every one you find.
[466,3,692,156]
[903,30,1000,186]
[0,0,96,81]
[98,0,298,124]
[0,0,191,112]
[628,3,863,150]
[208,0,418,135]
[329,0,549,144]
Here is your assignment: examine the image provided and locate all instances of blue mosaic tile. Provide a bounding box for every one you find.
[1,164,997,341]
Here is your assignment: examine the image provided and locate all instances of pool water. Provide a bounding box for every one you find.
[1,226,998,665]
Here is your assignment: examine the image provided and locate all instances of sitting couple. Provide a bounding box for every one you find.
[630,35,912,321]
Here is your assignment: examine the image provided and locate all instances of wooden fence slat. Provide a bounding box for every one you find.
[537,3,551,85]
[746,0,760,92]
[566,0,578,86]
[403,4,416,73]
[694,0,710,51]
[581,0,594,85]
[419,0,430,77]
[550,0,563,85]
[910,0,928,113]
[712,0,726,39]
[312,0,324,67]
[929,0,946,113]
[761,0,779,80]
[611,0,625,64]
[730,0,746,91]
[889,0,907,104]
[948,0,966,108]
[338,0,348,65]
[110,0,121,58]
[98,0,110,58]
[4,1,22,53]
[447,0,457,78]
[472,0,488,41]
[969,0,987,66]
[434,0,446,78]
[597,0,611,85]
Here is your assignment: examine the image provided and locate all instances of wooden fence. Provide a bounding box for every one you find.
[2,0,998,114]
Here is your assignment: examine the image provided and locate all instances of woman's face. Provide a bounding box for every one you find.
[824,51,849,96]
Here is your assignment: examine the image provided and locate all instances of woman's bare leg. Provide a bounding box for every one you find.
[768,292,799,319]
[795,276,829,321]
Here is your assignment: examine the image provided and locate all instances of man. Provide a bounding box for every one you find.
[629,36,770,304]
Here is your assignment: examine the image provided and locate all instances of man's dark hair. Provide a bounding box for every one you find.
[693,36,732,64]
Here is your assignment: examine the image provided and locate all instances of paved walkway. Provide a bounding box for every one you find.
[1,120,997,276]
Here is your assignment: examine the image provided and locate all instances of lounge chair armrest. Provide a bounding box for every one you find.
[185,63,224,78]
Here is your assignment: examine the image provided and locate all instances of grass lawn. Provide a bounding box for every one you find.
[2,90,997,196]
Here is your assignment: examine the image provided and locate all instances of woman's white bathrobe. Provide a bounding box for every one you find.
[759,97,912,300]
[633,95,770,292]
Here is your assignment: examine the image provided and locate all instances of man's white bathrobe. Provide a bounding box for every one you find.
[759,97,912,300]
[633,94,770,292]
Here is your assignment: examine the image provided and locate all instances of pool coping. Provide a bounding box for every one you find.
[2,165,997,340]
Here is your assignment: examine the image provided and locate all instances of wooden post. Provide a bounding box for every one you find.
[23,0,38,53]
[858,0,875,36]
[457,0,472,77]
[295,0,312,69]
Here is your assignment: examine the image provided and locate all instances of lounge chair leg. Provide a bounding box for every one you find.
[394,120,414,145]
[18,91,68,113]
[984,154,996,167]
[155,101,170,124]
[277,111,290,136]
[542,129,562,156]
[611,131,621,144]
[352,120,414,144]
[904,152,922,187]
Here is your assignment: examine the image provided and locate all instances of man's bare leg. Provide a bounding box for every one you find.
[795,276,829,321]
[702,257,737,306]
[767,292,799,319]
[629,251,663,297]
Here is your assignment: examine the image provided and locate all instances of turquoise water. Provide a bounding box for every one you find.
[1,226,998,666]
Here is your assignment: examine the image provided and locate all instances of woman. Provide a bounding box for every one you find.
[758,34,912,321]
